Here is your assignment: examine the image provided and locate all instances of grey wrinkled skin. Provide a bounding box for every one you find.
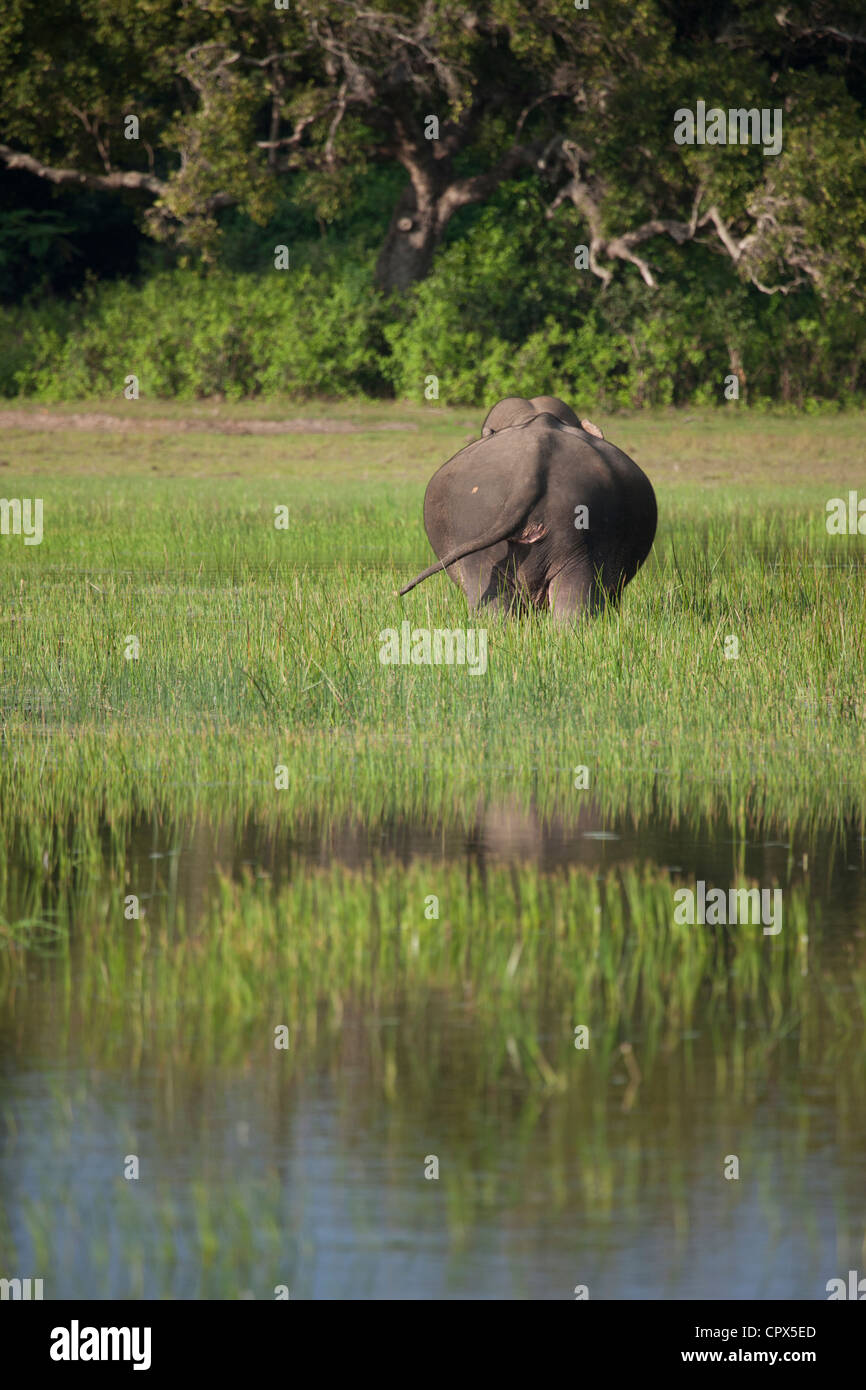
[398,395,657,622]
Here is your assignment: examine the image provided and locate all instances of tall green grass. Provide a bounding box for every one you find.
[1,468,864,841]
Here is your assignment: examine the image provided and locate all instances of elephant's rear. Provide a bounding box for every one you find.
[422,440,520,565]
[586,437,657,584]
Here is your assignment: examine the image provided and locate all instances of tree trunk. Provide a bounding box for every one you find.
[374,183,443,294]
[374,137,542,293]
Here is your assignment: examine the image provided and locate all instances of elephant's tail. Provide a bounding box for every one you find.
[396,519,523,597]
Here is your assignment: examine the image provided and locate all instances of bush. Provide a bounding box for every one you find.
[3,262,387,401]
[1,183,864,407]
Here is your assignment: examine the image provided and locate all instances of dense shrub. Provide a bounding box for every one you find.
[1,261,387,401]
[1,181,864,407]
[384,190,866,410]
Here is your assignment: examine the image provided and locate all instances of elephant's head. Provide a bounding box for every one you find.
[529,395,581,427]
[480,394,604,439]
[480,397,538,436]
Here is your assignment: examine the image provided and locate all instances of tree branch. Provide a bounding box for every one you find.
[547,141,812,294]
[435,140,545,225]
[0,143,166,196]
[775,8,866,48]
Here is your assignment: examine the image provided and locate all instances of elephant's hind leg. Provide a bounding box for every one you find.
[461,547,529,615]
[546,563,607,623]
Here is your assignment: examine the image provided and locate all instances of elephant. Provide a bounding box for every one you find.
[398,395,657,620]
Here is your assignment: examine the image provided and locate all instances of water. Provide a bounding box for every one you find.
[1,805,864,1300]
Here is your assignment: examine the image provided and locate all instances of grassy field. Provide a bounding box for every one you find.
[1,403,864,844]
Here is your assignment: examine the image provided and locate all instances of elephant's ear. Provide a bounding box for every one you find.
[581,418,604,439]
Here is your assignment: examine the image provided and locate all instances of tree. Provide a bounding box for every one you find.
[0,1,675,287]
[0,0,279,253]
[0,0,864,301]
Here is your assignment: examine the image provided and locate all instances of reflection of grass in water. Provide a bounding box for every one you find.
[2,859,862,1294]
[0,907,69,951]
[3,859,860,1123]
[1,860,855,1076]
[14,1174,299,1300]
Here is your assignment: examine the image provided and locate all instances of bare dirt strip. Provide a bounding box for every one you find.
[0,409,419,434]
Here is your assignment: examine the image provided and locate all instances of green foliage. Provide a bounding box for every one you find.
[2,0,865,303]
[3,213,866,406]
[3,262,387,400]
[0,207,78,284]
[0,0,864,388]
[2,168,865,407]
[382,190,866,407]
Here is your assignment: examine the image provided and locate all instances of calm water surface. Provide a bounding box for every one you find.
[1,804,864,1299]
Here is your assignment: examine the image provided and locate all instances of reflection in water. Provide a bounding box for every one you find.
[0,803,864,1299]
